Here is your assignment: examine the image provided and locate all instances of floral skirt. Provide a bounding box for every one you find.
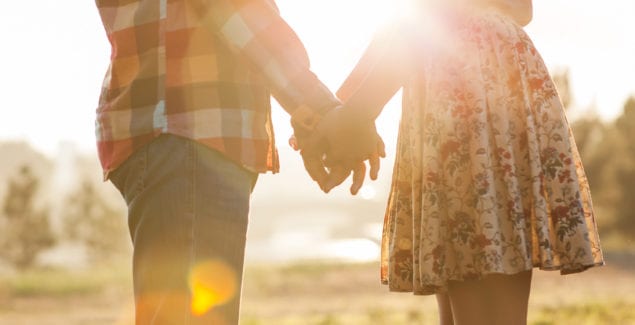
[381,9,604,295]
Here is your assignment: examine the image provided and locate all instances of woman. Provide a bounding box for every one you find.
[327,0,604,323]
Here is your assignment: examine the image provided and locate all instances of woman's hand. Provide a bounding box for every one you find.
[292,108,385,194]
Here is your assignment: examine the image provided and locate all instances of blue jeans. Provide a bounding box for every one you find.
[110,135,257,324]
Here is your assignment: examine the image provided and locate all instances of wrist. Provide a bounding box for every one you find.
[337,104,375,126]
[290,104,338,137]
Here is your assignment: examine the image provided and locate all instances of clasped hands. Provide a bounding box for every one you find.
[291,108,385,195]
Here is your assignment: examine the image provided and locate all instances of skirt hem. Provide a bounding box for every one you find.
[382,261,605,296]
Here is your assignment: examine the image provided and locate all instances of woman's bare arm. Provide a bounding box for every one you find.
[337,23,413,121]
[491,0,533,26]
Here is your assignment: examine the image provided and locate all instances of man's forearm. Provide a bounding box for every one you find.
[197,0,339,116]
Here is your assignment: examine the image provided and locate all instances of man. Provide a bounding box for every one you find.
[95,0,378,323]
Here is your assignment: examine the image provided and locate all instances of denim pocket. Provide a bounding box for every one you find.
[109,145,147,205]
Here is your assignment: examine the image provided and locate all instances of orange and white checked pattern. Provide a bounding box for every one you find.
[95,0,339,179]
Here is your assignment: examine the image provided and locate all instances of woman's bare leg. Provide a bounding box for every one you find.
[447,270,532,325]
[436,292,454,325]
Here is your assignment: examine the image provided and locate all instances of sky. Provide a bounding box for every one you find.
[0,0,634,157]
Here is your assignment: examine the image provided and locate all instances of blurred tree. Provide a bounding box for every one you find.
[0,165,56,269]
[63,179,128,262]
[616,97,635,153]
[613,96,635,236]
[570,114,625,238]
[571,114,610,192]
[552,68,572,110]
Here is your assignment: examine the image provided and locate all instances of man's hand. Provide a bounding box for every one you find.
[296,133,330,192]
[322,138,385,194]
[292,109,385,194]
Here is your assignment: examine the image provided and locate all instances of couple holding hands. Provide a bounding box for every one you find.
[95,0,603,324]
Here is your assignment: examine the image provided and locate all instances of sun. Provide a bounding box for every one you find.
[275,0,422,76]
[271,0,421,142]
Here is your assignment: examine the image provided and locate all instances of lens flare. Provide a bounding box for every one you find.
[359,185,377,200]
[188,260,238,316]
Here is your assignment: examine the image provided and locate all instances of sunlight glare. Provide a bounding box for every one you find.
[189,260,238,316]
[359,185,377,200]
[326,238,380,262]
[388,0,420,21]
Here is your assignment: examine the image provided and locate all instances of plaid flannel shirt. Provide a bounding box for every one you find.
[95,0,339,179]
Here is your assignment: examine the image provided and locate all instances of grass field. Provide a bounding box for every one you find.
[0,252,634,325]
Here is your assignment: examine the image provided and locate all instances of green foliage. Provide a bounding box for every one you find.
[567,96,635,242]
[613,97,635,237]
[0,165,55,269]
[62,180,129,262]
[552,70,635,240]
[0,262,130,297]
[1,261,633,324]
[6,270,102,297]
[572,117,611,206]
[530,300,635,325]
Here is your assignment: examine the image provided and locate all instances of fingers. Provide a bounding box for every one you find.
[350,162,366,195]
[322,165,351,193]
[300,150,329,190]
[320,134,385,194]
[369,136,385,180]
[299,127,331,190]
[376,136,386,158]
[369,152,380,181]
[289,135,299,151]
[297,116,386,194]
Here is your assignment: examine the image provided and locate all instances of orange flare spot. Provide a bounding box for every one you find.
[189,260,237,316]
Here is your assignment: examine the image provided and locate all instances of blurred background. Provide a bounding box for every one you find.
[0,0,634,324]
